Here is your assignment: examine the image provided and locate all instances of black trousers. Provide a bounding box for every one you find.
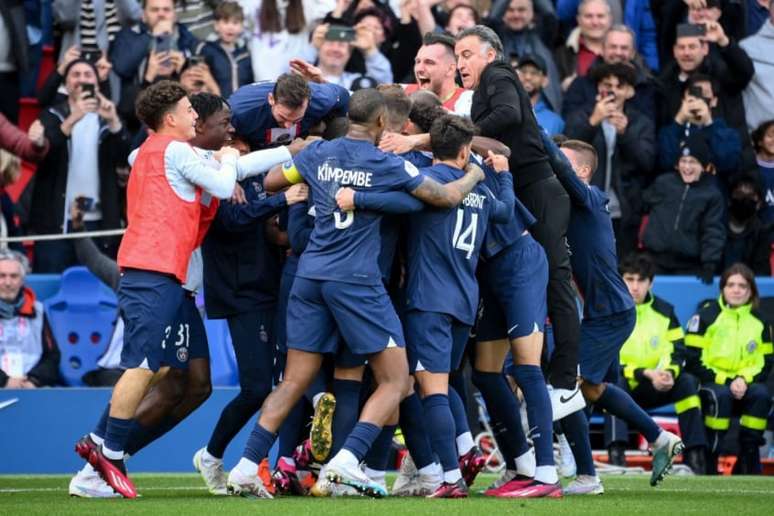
[517,175,580,389]
[605,373,707,449]
[0,72,19,123]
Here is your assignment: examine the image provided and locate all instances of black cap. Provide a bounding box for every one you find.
[679,133,712,168]
[516,54,547,74]
[676,23,705,38]
[350,75,378,91]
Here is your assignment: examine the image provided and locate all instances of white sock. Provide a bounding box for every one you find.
[534,465,558,484]
[363,467,385,483]
[443,468,462,483]
[333,449,359,467]
[653,431,669,449]
[312,392,325,408]
[418,462,442,477]
[514,448,536,478]
[456,432,475,456]
[202,448,222,463]
[102,445,124,460]
[89,433,104,446]
[81,462,97,475]
[235,457,259,476]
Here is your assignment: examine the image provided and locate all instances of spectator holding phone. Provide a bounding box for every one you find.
[194,2,253,98]
[30,59,130,273]
[658,75,742,182]
[37,45,115,108]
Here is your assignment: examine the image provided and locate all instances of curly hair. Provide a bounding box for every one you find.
[135,80,189,131]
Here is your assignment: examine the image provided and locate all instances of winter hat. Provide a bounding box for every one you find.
[679,133,712,168]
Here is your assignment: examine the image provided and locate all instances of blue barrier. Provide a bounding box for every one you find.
[0,388,263,474]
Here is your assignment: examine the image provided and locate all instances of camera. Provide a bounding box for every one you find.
[325,25,357,42]
[76,196,95,212]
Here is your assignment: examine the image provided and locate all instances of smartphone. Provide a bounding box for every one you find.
[81,83,96,99]
[81,49,101,64]
[606,91,616,100]
[325,25,357,42]
[155,33,173,53]
[688,85,706,100]
[76,196,95,212]
[188,55,205,66]
[694,24,707,36]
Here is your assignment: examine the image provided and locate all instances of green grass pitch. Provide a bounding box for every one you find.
[1,473,772,515]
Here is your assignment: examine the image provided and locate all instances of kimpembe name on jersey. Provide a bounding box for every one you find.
[316,161,374,188]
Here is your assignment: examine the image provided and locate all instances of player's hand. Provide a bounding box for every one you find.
[27,119,45,148]
[285,183,309,205]
[230,183,247,204]
[464,162,485,182]
[379,132,418,154]
[485,150,509,173]
[287,136,320,156]
[214,146,240,162]
[289,58,326,84]
[730,377,747,400]
[336,187,356,211]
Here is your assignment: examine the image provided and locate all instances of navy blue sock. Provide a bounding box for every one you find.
[92,403,110,440]
[364,424,397,471]
[277,400,307,459]
[560,409,595,476]
[342,422,381,462]
[596,383,661,443]
[104,416,132,453]
[331,379,362,456]
[422,394,458,472]
[124,416,181,456]
[244,423,276,464]
[472,370,530,459]
[512,365,554,467]
[448,386,470,437]
[399,392,436,469]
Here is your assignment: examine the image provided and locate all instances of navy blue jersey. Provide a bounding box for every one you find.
[283,137,425,286]
[229,81,349,149]
[542,133,634,318]
[404,164,512,324]
[402,150,434,168]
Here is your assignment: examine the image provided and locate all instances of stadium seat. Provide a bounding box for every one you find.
[44,267,118,386]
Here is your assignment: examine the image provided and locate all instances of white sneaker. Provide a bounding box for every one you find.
[311,466,360,497]
[391,454,417,496]
[556,434,577,478]
[549,384,586,421]
[563,475,604,495]
[193,447,228,495]
[484,469,518,492]
[326,454,388,498]
[69,464,120,498]
[226,466,273,498]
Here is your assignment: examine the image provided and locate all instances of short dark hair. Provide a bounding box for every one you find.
[590,62,637,87]
[348,88,385,125]
[135,80,189,131]
[560,139,598,176]
[422,31,456,57]
[720,263,759,307]
[272,73,311,109]
[214,1,244,21]
[377,84,412,131]
[408,90,445,133]
[619,252,656,281]
[752,119,774,154]
[189,92,229,122]
[684,73,718,99]
[430,114,475,160]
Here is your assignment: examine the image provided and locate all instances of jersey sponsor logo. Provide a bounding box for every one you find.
[687,314,700,332]
[176,347,189,363]
[559,386,581,404]
[462,192,487,209]
[317,162,373,187]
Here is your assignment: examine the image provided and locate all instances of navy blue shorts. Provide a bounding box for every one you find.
[578,308,636,385]
[477,235,548,341]
[163,294,209,369]
[404,310,471,374]
[118,269,184,372]
[287,277,405,356]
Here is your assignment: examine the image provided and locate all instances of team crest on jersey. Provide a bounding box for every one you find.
[650,336,660,349]
[747,340,758,354]
[259,325,269,343]
[687,315,700,332]
[176,347,189,363]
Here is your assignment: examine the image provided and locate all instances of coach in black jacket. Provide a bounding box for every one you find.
[456,25,581,407]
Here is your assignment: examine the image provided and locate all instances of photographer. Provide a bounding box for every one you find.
[658,75,742,181]
[30,59,129,273]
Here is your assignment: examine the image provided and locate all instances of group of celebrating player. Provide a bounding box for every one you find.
[68,25,685,501]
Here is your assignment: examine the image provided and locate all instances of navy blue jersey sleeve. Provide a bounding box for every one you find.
[389,156,426,193]
[216,181,287,230]
[541,130,593,208]
[308,83,350,120]
[487,172,515,223]
[354,190,425,214]
[287,201,313,255]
